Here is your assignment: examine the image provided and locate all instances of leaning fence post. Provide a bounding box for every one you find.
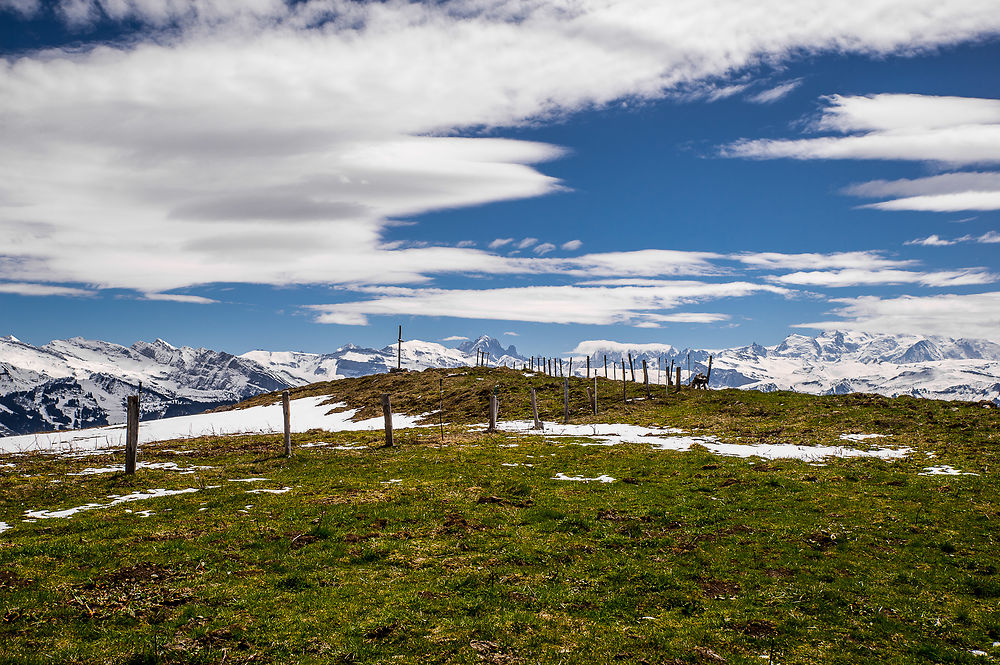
[531,388,542,430]
[282,390,292,456]
[676,367,682,394]
[381,393,394,447]
[563,378,569,424]
[125,394,139,475]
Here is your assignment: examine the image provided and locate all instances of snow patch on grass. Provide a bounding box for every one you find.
[921,465,979,476]
[25,486,214,520]
[498,421,910,461]
[552,472,615,483]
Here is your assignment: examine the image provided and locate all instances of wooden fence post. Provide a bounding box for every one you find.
[563,378,569,424]
[381,393,394,447]
[604,355,608,378]
[586,356,590,378]
[621,359,627,403]
[676,367,682,394]
[125,394,138,475]
[628,353,635,382]
[592,375,598,414]
[531,388,542,430]
[488,394,498,432]
[282,390,292,457]
[568,358,573,376]
[643,360,649,398]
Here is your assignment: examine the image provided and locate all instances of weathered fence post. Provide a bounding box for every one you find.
[488,394,498,432]
[381,393,394,447]
[628,353,635,382]
[568,358,573,376]
[282,390,292,457]
[586,356,590,378]
[621,359,627,403]
[125,394,138,475]
[559,358,563,377]
[531,388,542,430]
[593,375,598,414]
[563,378,569,424]
[642,360,649,398]
[676,367,682,394]
[604,355,608,378]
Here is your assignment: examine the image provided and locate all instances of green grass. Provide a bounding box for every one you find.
[1,369,998,664]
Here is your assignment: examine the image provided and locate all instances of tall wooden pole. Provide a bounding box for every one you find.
[593,375,598,414]
[643,359,649,398]
[604,355,608,378]
[125,395,138,475]
[282,390,292,457]
[628,353,635,382]
[381,393,393,447]
[676,367,682,394]
[488,394,497,433]
[586,356,590,378]
[397,325,402,371]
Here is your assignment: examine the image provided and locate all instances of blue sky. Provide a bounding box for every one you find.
[1,1,998,356]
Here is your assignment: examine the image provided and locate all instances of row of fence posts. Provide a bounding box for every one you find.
[122,353,709,466]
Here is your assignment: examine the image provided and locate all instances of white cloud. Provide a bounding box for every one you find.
[904,231,1000,246]
[533,243,556,255]
[517,237,538,249]
[142,293,218,304]
[2,3,1000,295]
[489,238,515,250]
[561,239,583,251]
[441,335,468,342]
[767,268,997,287]
[734,251,914,271]
[746,79,801,104]
[904,235,961,247]
[503,331,519,336]
[0,0,38,17]
[846,171,1000,211]
[0,282,95,297]
[456,240,476,248]
[797,292,1000,341]
[307,281,790,327]
[726,94,1000,165]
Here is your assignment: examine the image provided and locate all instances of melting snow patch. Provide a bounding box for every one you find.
[381,479,403,485]
[840,433,888,442]
[230,477,269,483]
[921,465,979,476]
[497,421,910,462]
[552,472,615,483]
[68,461,214,476]
[246,487,293,494]
[0,522,10,534]
[25,487,207,520]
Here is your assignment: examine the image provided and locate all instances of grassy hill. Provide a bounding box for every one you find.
[1,368,998,664]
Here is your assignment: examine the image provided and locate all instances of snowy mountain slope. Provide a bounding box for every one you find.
[3,330,998,439]
[0,336,290,436]
[573,331,1000,403]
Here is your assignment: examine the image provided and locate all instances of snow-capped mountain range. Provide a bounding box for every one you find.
[1,330,997,437]
[0,334,521,436]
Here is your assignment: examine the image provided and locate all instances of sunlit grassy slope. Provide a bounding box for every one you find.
[1,367,998,664]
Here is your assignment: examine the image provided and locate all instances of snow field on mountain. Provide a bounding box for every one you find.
[0,396,424,454]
